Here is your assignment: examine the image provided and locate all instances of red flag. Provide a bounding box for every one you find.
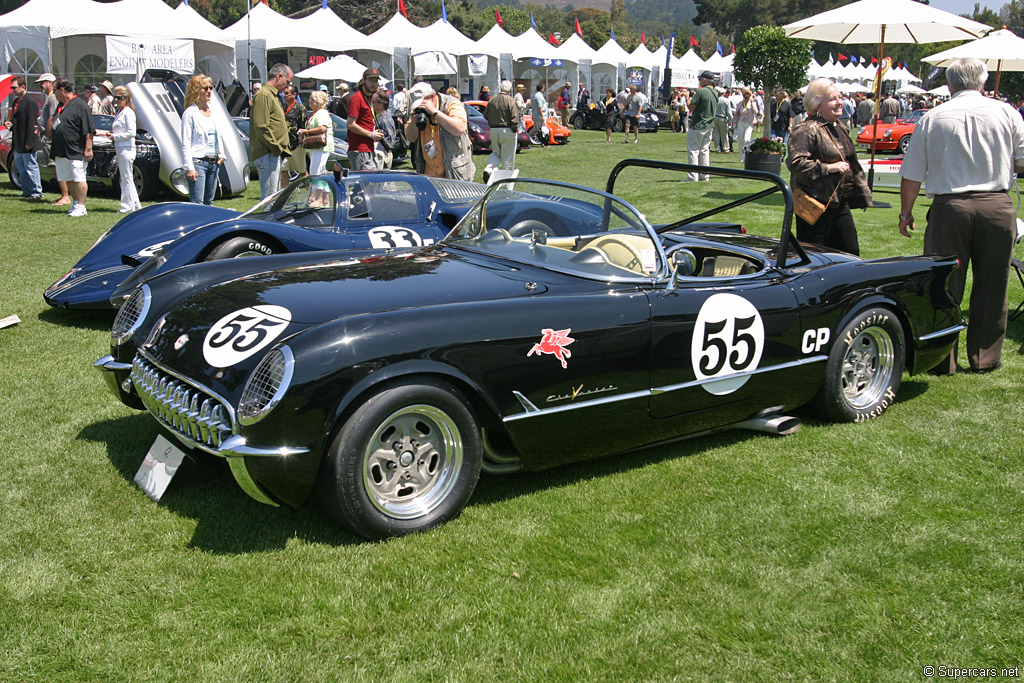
[689,35,699,48]
[575,17,582,36]
[397,0,407,17]
[871,56,878,64]
[837,52,848,61]
[640,31,646,44]
[731,43,735,54]
[495,8,503,27]
[548,32,559,46]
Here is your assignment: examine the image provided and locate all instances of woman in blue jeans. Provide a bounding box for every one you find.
[180,74,228,204]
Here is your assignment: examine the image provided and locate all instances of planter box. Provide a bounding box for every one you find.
[744,152,783,175]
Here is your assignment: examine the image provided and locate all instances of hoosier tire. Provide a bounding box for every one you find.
[318,380,482,539]
[814,307,905,423]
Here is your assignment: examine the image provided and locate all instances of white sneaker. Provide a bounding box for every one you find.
[67,202,77,214]
[69,205,88,217]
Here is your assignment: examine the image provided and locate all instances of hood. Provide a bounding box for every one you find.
[170,247,546,327]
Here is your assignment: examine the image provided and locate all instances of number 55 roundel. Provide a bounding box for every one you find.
[203,305,292,367]
[691,293,765,396]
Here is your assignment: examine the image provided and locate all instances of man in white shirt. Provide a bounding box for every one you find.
[899,57,1024,374]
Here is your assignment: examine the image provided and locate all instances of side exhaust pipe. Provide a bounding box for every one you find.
[736,415,801,436]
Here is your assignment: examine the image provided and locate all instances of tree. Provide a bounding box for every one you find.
[733,25,811,136]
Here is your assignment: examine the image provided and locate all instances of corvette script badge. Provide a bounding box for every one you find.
[527,328,575,369]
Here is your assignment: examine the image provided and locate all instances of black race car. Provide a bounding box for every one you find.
[96,160,963,540]
[570,102,660,133]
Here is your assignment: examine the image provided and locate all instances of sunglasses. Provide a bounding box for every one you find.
[201,86,213,91]
[114,95,126,101]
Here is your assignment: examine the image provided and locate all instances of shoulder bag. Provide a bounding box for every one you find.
[301,112,327,148]
[792,126,844,225]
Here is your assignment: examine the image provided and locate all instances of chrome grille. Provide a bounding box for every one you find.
[131,356,234,449]
[111,285,150,344]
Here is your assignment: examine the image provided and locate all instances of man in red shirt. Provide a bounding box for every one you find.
[347,68,384,170]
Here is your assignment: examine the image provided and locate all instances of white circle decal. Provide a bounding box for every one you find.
[203,305,292,367]
[691,293,765,396]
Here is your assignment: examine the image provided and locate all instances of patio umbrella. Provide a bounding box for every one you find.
[784,0,991,191]
[927,84,951,97]
[296,55,375,85]
[923,28,1024,95]
[896,83,926,94]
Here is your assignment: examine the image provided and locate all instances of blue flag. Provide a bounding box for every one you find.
[441,0,447,22]
[531,11,537,30]
[851,54,858,64]
[611,26,616,41]
[716,42,722,55]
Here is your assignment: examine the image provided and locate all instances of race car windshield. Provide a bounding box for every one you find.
[444,179,666,280]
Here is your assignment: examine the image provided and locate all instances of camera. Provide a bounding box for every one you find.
[414,107,428,130]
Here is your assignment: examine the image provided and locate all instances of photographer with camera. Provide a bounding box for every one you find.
[403,82,475,181]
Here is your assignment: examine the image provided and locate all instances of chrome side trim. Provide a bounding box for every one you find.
[513,390,539,413]
[503,355,828,423]
[226,455,280,507]
[218,434,310,459]
[917,323,966,342]
[504,388,650,422]
[94,355,133,373]
[651,355,828,395]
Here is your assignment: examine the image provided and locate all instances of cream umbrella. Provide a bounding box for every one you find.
[924,28,1024,95]
[785,0,990,191]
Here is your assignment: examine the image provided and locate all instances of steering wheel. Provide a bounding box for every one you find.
[508,219,553,239]
[584,235,645,273]
[665,244,697,277]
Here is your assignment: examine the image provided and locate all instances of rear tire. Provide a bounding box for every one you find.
[814,307,904,423]
[317,380,482,539]
[204,236,278,260]
[570,113,586,130]
[612,117,625,133]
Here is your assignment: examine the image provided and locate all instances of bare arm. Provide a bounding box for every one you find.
[898,178,921,237]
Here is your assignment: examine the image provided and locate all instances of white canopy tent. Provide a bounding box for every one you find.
[558,32,596,95]
[295,54,371,83]
[896,83,926,93]
[0,0,235,86]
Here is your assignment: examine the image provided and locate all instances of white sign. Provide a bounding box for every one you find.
[202,305,292,367]
[106,36,195,75]
[134,434,187,501]
[690,293,765,396]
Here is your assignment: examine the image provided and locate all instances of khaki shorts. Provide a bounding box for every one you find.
[55,157,86,183]
[284,148,307,173]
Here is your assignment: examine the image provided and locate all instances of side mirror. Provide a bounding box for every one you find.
[666,246,696,288]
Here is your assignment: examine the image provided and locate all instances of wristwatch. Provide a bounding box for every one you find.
[899,213,913,221]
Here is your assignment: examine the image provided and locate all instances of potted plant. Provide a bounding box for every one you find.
[743,136,786,174]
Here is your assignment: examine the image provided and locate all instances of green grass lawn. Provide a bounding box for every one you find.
[2,129,1023,680]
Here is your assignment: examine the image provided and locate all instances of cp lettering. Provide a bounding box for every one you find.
[802,327,830,354]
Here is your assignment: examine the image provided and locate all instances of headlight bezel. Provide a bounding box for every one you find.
[111,284,152,346]
[238,345,295,426]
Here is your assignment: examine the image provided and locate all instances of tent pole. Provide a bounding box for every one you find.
[995,58,1002,96]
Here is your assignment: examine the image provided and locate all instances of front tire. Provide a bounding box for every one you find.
[570,113,586,130]
[898,135,911,155]
[815,307,904,423]
[8,153,21,190]
[612,117,625,133]
[318,380,482,539]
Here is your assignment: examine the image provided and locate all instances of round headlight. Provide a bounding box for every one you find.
[169,168,190,195]
[111,284,152,345]
[238,346,294,426]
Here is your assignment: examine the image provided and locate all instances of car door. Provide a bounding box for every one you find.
[647,271,807,429]
[341,177,448,250]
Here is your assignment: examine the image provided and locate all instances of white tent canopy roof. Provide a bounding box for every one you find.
[0,0,233,44]
[897,83,926,93]
[425,18,481,56]
[593,38,631,67]
[784,0,991,44]
[294,7,378,53]
[224,2,296,47]
[675,48,706,72]
[173,2,233,45]
[476,24,519,58]
[296,54,372,82]
[507,27,563,62]
[367,12,437,55]
[557,32,596,63]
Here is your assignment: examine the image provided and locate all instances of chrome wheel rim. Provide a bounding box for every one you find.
[362,404,463,520]
[841,327,895,409]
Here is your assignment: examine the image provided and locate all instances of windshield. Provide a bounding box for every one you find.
[444,179,664,279]
[241,175,338,220]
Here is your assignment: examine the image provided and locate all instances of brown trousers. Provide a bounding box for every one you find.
[924,191,1016,372]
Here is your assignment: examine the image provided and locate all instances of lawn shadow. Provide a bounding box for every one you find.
[1005,312,1024,353]
[78,414,360,554]
[38,306,115,332]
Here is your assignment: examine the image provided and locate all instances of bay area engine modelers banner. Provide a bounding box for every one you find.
[106,37,195,75]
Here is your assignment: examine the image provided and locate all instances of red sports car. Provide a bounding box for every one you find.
[855,109,926,155]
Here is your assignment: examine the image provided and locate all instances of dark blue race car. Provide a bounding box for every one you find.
[44,171,486,309]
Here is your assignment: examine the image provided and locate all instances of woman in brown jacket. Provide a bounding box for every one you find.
[786,78,872,255]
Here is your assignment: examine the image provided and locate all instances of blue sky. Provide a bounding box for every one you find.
[928,0,1004,19]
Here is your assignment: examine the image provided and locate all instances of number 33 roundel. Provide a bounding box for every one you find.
[691,293,765,396]
[203,306,292,367]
